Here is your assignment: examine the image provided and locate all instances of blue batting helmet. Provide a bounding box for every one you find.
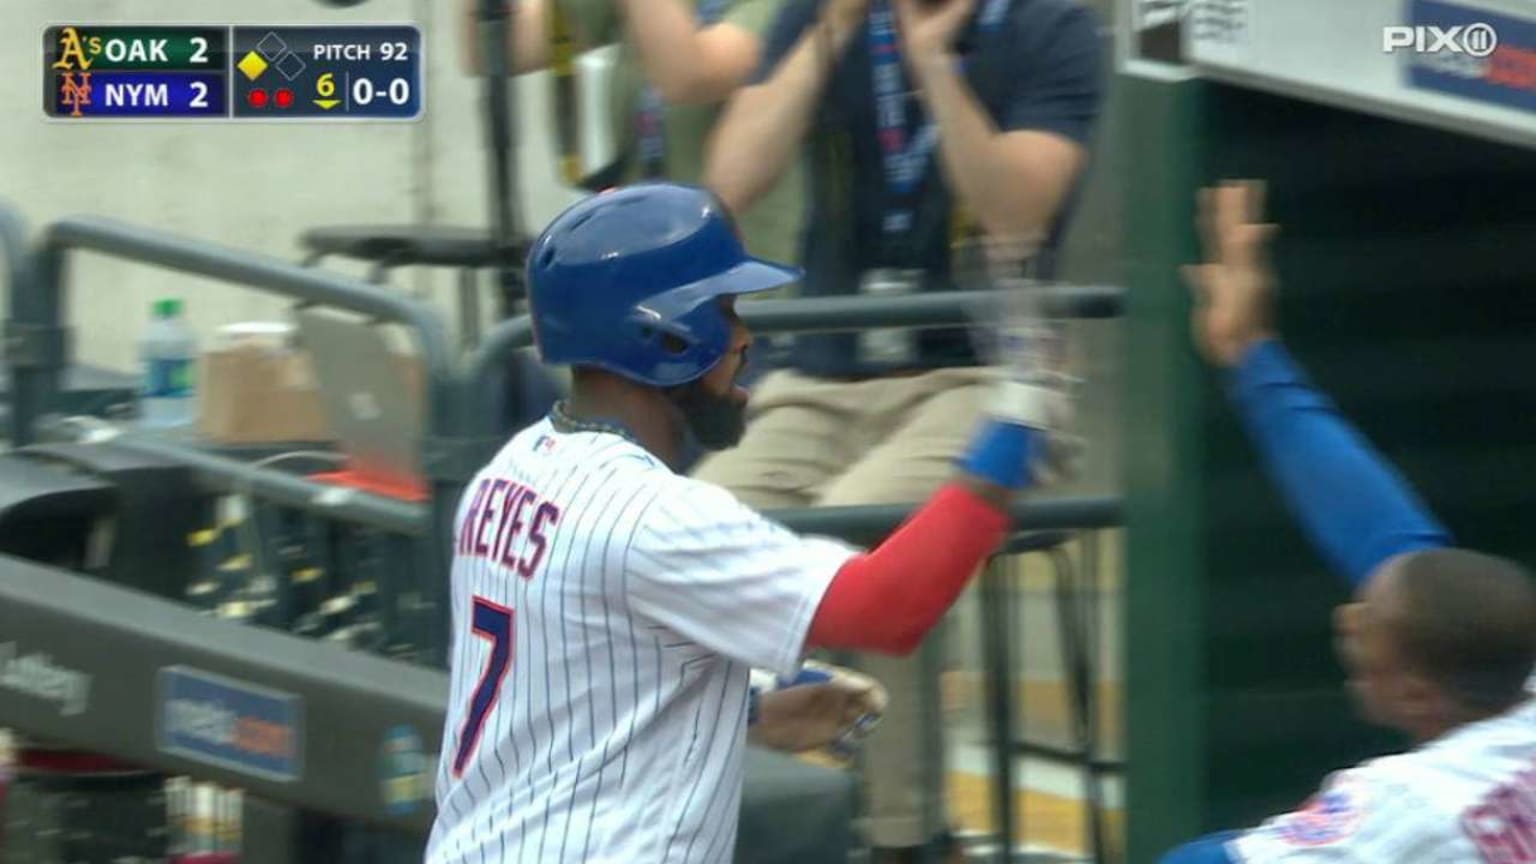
[526,182,800,388]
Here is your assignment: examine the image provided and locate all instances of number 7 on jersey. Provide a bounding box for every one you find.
[452,597,514,776]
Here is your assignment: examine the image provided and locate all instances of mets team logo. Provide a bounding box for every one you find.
[1274,774,1369,846]
[52,27,95,117]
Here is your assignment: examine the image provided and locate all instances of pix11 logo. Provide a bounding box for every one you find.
[1382,23,1498,58]
[1391,0,1536,115]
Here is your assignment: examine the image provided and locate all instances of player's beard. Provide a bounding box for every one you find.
[667,379,747,451]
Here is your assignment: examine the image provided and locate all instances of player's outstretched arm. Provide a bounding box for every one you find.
[806,297,1073,656]
[624,292,1069,675]
[1186,181,1450,589]
[1158,833,1242,864]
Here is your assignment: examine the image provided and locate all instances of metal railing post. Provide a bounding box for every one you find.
[467,287,1124,408]
[981,555,1018,861]
[3,200,60,448]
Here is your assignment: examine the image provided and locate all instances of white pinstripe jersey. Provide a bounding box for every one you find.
[1229,679,1536,863]
[426,418,856,864]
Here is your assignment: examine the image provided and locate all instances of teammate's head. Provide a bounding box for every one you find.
[526,182,799,454]
[1334,548,1536,741]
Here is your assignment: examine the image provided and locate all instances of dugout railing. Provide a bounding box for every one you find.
[6,214,474,665]
[1,199,38,438]
[3,213,1127,860]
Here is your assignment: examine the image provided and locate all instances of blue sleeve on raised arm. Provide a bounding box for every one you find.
[1159,832,1244,864]
[1228,340,1451,589]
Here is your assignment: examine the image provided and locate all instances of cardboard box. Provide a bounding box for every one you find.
[198,345,332,444]
[198,344,426,446]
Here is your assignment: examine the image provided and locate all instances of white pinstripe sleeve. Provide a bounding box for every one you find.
[625,474,858,678]
[1227,769,1455,862]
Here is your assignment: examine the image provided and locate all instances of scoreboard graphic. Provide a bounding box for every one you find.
[44,25,422,121]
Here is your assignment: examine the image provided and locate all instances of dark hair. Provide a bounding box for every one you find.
[1392,548,1536,715]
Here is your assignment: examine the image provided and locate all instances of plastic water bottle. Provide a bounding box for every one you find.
[140,298,198,429]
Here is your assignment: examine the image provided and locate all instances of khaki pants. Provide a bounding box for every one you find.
[693,367,993,848]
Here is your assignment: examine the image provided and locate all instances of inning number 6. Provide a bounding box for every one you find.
[452,597,514,776]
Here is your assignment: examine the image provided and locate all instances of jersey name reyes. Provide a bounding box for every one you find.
[456,477,560,578]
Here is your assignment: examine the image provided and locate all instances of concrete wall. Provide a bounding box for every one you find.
[3,0,583,372]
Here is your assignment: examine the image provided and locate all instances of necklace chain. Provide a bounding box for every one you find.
[548,400,639,444]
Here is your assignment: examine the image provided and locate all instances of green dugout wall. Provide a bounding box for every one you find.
[1122,74,1536,861]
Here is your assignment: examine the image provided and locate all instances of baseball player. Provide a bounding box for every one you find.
[425,181,1072,863]
[1163,181,1536,863]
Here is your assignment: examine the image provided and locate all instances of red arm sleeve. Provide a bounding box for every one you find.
[807,483,1010,655]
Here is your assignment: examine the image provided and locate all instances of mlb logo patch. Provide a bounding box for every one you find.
[534,434,556,454]
[1275,775,1369,846]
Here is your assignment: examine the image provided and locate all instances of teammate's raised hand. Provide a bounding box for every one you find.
[1184,180,1279,367]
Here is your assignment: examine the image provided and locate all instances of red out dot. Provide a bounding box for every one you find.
[275,88,294,109]
[247,88,268,109]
